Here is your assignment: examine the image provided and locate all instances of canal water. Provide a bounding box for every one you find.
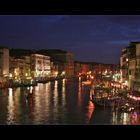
[0,78,94,125]
[0,78,140,125]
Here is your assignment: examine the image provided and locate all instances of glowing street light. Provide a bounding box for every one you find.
[88,71,91,74]
[125,80,128,86]
[91,76,94,79]
[62,71,65,75]
[105,70,107,74]
[55,71,58,76]
[9,73,12,78]
[14,69,18,77]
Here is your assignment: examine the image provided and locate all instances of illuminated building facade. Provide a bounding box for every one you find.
[74,61,117,80]
[128,42,140,91]
[135,43,140,91]
[120,42,140,91]
[0,46,9,80]
[81,63,91,75]
[9,56,31,80]
[31,54,51,78]
[36,49,74,77]
[120,48,129,83]
[9,49,51,79]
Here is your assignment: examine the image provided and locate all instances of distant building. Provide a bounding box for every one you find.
[64,52,74,76]
[31,54,51,78]
[74,61,82,76]
[9,49,51,79]
[74,61,117,79]
[128,42,140,91]
[37,49,75,77]
[9,55,31,80]
[9,48,35,56]
[9,49,34,80]
[0,46,9,80]
[120,48,129,82]
[74,61,97,76]
[80,63,91,75]
[135,43,140,90]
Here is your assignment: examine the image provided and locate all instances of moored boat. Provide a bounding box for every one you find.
[82,80,91,86]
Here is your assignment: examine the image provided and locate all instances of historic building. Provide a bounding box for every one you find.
[9,56,31,80]
[31,54,51,78]
[0,46,9,81]
[120,42,140,91]
[9,49,51,79]
[36,49,74,77]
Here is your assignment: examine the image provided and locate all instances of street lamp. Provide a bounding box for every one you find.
[91,76,94,79]
[62,71,65,75]
[55,71,58,76]
[88,71,91,74]
[14,69,18,76]
[9,73,12,78]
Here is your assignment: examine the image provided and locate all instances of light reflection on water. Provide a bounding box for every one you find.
[0,78,94,125]
[111,110,140,125]
[7,88,14,124]
[1,78,140,125]
[90,105,140,125]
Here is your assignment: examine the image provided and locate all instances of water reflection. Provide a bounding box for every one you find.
[54,81,58,107]
[90,104,140,125]
[62,79,66,107]
[77,77,82,108]
[85,101,94,124]
[130,112,138,125]
[3,78,140,125]
[7,88,14,124]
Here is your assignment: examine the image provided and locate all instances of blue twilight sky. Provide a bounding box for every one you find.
[0,15,140,64]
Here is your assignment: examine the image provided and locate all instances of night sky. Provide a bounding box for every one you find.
[0,15,140,64]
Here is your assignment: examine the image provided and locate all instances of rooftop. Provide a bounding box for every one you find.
[37,49,67,55]
[9,48,35,56]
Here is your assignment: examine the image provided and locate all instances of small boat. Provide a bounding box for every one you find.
[91,95,122,108]
[117,103,135,113]
[92,97,110,107]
